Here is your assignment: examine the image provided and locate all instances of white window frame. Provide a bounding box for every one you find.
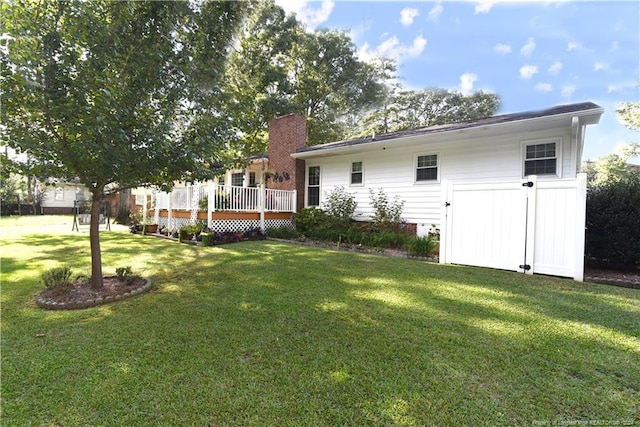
[231,171,244,187]
[414,152,440,184]
[521,137,562,178]
[350,161,364,187]
[306,165,321,207]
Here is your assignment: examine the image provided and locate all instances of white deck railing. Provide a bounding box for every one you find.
[153,183,296,213]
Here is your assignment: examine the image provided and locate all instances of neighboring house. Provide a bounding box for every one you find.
[40,179,92,214]
[268,102,603,280]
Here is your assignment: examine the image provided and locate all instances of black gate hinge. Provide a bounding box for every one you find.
[519,264,531,271]
[522,181,534,187]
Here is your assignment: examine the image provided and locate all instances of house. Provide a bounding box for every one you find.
[271,101,603,281]
[40,179,92,214]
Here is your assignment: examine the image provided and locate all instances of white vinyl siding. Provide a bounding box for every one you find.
[305,126,573,232]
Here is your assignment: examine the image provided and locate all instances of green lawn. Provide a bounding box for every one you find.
[1,216,639,426]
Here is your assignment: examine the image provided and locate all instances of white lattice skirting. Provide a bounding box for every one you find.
[211,218,293,233]
[158,217,293,233]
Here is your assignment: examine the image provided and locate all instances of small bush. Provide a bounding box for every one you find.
[407,235,436,258]
[293,207,334,234]
[369,188,405,231]
[266,226,299,239]
[115,266,133,281]
[42,266,73,289]
[201,232,211,247]
[198,195,208,211]
[324,186,357,224]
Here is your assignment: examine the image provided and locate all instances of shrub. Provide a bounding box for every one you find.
[293,207,333,234]
[586,177,640,270]
[115,266,133,280]
[42,266,73,289]
[200,232,211,246]
[369,188,405,231]
[199,195,208,211]
[324,186,357,224]
[266,226,298,239]
[407,235,436,258]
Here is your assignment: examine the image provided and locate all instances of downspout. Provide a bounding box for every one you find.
[571,116,580,175]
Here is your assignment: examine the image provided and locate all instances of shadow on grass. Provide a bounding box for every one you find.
[2,235,639,425]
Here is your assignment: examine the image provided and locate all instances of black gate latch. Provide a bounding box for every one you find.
[522,181,534,187]
[519,264,531,271]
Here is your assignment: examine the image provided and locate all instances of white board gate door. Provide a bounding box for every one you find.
[441,175,587,281]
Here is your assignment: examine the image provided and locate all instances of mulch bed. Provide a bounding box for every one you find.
[584,268,640,289]
[36,276,152,310]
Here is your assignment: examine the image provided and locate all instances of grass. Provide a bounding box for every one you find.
[1,216,639,426]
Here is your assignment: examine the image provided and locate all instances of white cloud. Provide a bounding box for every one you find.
[535,82,553,93]
[567,41,583,52]
[359,34,427,62]
[561,85,576,98]
[475,1,493,14]
[400,7,419,27]
[610,41,619,51]
[594,62,609,72]
[494,43,512,55]
[607,83,636,94]
[428,3,443,21]
[520,37,536,57]
[519,65,539,80]
[459,72,478,95]
[547,61,563,75]
[275,0,335,31]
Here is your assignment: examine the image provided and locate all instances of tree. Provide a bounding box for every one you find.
[349,88,501,138]
[583,99,640,187]
[221,0,389,151]
[584,99,640,270]
[2,1,246,289]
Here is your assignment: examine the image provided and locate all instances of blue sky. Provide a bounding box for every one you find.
[275,0,639,162]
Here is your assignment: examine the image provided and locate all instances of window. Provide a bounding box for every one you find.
[351,161,363,185]
[307,166,320,206]
[249,172,256,187]
[416,154,438,182]
[54,187,64,201]
[524,142,557,176]
[218,175,225,186]
[231,172,244,187]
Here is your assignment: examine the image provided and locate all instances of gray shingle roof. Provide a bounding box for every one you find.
[295,101,603,154]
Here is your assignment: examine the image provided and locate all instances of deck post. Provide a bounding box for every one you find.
[208,181,214,229]
[153,189,159,225]
[259,184,266,233]
[167,189,173,232]
[291,190,297,212]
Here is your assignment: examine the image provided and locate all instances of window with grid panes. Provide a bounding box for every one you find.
[524,142,557,175]
[351,161,363,185]
[416,154,438,182]
[307,166,320,206]
[231,172,244,187]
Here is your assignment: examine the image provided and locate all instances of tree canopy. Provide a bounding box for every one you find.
[1,0,246,288]
[220,0,388,151]
[348,87,501,138]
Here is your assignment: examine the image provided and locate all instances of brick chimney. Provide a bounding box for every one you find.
[268,114,306,211]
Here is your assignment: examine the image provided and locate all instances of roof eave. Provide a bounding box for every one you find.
[291,106,604,159]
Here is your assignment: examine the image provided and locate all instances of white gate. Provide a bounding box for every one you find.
[441,174,587,281]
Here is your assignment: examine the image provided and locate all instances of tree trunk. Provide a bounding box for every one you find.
[90,192,104,290]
